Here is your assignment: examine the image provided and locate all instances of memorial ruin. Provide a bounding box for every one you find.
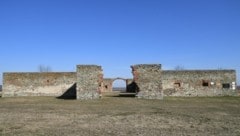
[2,64,237,99]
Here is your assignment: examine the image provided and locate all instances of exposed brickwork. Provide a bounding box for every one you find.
[76,65,103,100]
[2,64,238,99]
[102,78,134,92]
[131,64,163,99]
[102,78,114,92]
[2,72,76,97]
[162,70,237,96]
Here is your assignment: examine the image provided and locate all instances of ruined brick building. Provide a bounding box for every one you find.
[2,64,237,99]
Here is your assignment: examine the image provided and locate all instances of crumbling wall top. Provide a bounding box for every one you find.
[76,65,102,69]
[131,64,161,70]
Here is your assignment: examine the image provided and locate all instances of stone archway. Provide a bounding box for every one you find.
[112,77,127,92]
[102,77,128,92]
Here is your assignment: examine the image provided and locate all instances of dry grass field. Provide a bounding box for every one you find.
[0,95,240,136]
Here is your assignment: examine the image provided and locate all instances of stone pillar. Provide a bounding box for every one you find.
[131,64,163,99]
[76,65,103,100]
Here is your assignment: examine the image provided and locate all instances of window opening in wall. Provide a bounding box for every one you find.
[105,85,108,89]
[222,83,230,89]
[202,80,209,87]
[174,82,181,88]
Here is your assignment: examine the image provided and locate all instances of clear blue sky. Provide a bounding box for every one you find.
[0,0,240,85]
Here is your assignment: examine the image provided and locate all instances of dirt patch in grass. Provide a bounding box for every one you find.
[0,96,240,136]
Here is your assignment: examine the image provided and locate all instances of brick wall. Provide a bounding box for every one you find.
[102,79,113,92]
[162,70,237,96]
[2,72,76,97]
[2,64,237,98]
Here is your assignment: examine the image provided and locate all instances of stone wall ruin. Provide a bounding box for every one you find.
[2,72,76,97]
[162,70,237,96]
[131,64,163,99]
[1,64,238,99]
[76,65,103,100]
[102,78,133,92]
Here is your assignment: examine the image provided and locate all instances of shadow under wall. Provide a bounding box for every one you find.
[57,83,76,100]
[111,81,139,98]
[57,81,139,99]
[126,81,139,93]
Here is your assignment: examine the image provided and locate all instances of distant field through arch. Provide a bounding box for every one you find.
[112,79,126,92]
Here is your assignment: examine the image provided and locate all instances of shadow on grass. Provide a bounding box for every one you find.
[112,95,136,98]
[57,83,76,100]
[113,92,137,98]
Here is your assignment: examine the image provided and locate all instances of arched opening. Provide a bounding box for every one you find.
[112,79,127,92]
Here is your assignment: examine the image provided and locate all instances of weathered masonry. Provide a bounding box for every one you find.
[131,64,163,99]
[102,78,133,92]
[2,64,238,99]
[162,70,237,96]
[76,65,103,100]
[2,72,76,97]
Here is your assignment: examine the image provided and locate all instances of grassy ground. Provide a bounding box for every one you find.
[0,96,239,136]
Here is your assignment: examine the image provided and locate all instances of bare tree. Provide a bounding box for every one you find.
[38,65,52,72]
[174,65,185,71]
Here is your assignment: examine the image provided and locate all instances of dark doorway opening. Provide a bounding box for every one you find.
[222,83,230,89]
[202,80,209,87]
